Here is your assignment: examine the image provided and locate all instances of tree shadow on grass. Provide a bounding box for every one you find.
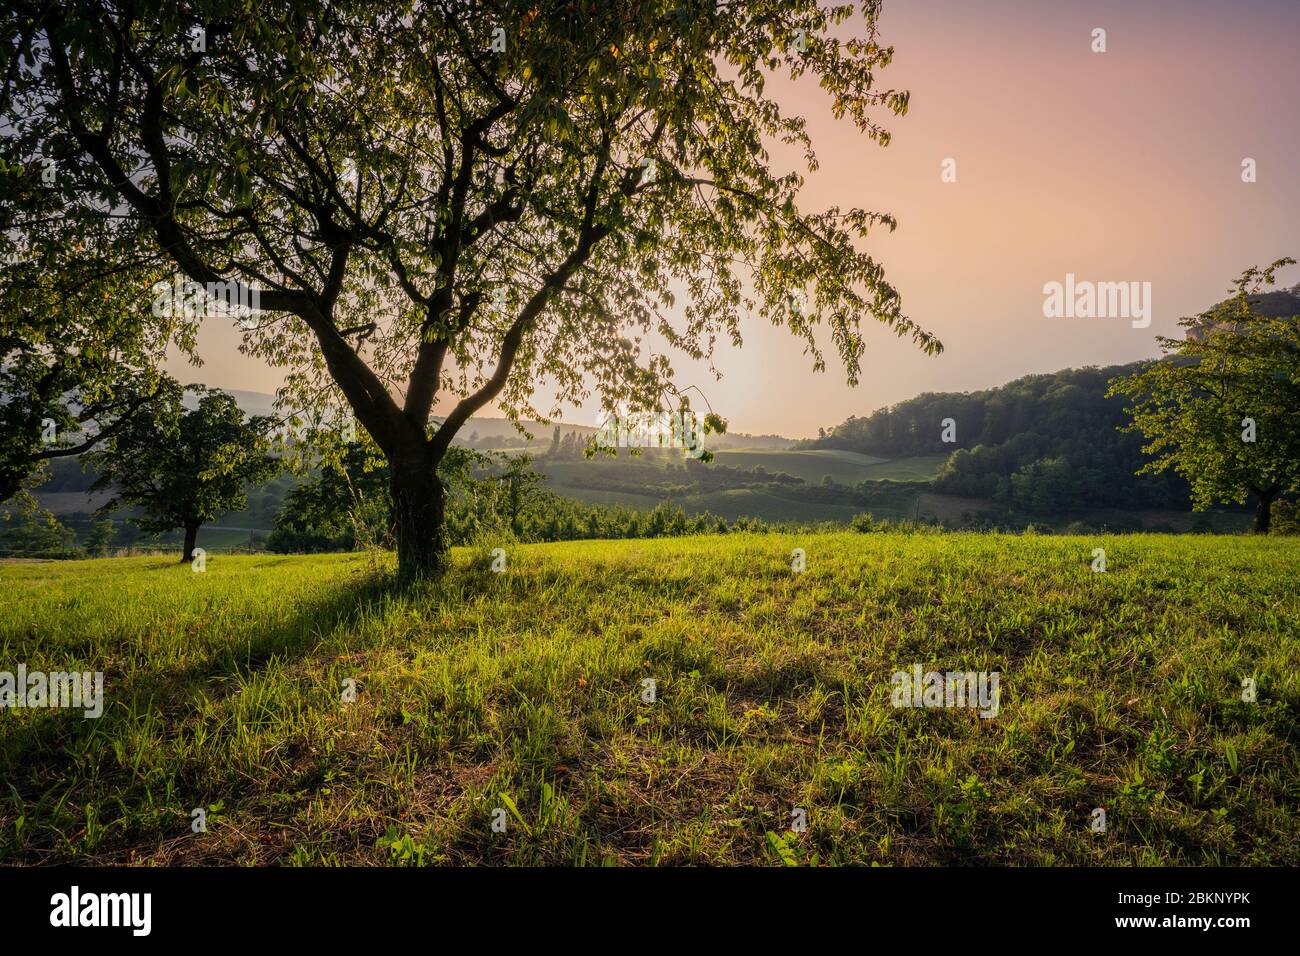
[0,567,408,804]
[0,559,498,861]
[154,564,425,705]
[0,555,514,773]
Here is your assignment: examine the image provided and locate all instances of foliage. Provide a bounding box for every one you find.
[82,518,116,557]
[1107,260,1300,532]
[0,204,179,504]
[87,384,280,553]
[800,364,1191,512]
[268,440,392,553]
[0,496,79,558]
[1271,498,1300,536]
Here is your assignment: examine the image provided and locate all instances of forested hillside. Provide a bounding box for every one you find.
[798,364,1191,511]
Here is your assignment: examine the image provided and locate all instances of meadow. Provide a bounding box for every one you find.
[1,531,1297,865]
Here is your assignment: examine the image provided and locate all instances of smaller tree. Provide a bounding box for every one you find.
[271,440,392,553]
[83,518,117,558]
[1108,259,1300,532]
[495,454,545,536]
[88,385,280,562]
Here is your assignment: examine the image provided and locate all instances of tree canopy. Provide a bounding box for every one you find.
[1108,260,1300,533]
[0,153,179,503]
[87,383,280,560]
[4,0,937,576]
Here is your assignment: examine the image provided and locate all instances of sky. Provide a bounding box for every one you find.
[166,0,1300,439]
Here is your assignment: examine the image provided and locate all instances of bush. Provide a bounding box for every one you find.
[850,512,878,533]
[266,526,348,554]
[1271,499,1300,536]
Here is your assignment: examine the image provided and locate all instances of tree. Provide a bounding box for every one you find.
[495,453,544,534]
[1108,260,1300,533]
[83,517,116,557]
[270,439,392,553]
[88,384,280,561]
[0,177,180,503]
[7,0,938,577]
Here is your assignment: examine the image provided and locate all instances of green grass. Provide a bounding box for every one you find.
[858,454,951,481]
[711,449,889,483]
[1,532,1297,866]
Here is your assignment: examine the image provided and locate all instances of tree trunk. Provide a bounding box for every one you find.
[182,521,200,563]
[390,453,448,579]
[1253,488,1278,534]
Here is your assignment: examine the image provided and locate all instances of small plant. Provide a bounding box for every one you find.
[765,830,802,866]
[377,826,426,867]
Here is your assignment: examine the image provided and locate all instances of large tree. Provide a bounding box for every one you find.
[88,383,279,561]
[1108,259,1300,533]
[5,0,939,577]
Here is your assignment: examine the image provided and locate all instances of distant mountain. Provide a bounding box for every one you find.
[220,389,281,416]
[174,387,280,416]
[1239,286,1300,317]
[1186,286,1300,341]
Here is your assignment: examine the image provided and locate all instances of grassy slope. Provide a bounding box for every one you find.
[1,532,1297,866]
[542,448,939,485]
[859,454,951,481]
[710,449,888,482]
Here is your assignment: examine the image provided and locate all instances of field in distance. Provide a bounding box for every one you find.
[2,532,1296,865]
[710,449,949,484]
[539,448,947,522]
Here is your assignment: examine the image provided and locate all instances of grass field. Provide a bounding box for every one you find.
[859,454,952,481]
[711,449,888,483]
[1,532,1297,865]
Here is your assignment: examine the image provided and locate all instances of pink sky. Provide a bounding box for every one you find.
[169,0,1300,438]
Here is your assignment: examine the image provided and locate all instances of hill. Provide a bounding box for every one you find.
[2,532,1296,865]
[1187,286,1300,341]
[798,364,1193,513]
